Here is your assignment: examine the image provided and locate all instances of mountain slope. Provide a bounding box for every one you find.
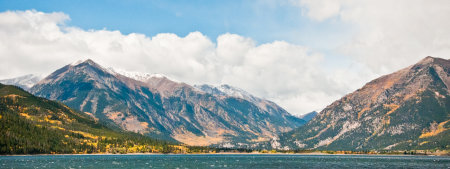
[0,83,177,154]
[30,59,304,147]
[31,59,174,140]
[298,111,318,122]
[277,56,450,151]
[0,74,42,91]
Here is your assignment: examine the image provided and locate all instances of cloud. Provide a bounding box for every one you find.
[295,0,450,75]
[0,10,349,115]
[4,2,447,116]
[295,0,341,22]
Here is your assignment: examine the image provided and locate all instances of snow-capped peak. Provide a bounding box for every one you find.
[70,60,84,66]
[194,84,262,104]
[107,68,176,82]
[0,74,44,90]
[70,59,97,66]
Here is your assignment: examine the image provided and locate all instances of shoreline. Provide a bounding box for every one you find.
[1,152,447,156]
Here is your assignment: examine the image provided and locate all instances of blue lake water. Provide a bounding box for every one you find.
[1,154,449,169]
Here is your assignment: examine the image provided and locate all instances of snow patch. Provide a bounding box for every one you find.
[107,67,178,82]
[194,84,262,104]
[70,60,84,66]
[0,74,44,90]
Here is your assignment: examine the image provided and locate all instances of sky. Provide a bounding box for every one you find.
[0,0,449,115]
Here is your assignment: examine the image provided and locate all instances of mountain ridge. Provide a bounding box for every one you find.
[275,56,450,151]
[30,59,305,147]
[0,74,42,91]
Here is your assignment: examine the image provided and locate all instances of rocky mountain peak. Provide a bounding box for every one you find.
[420,56,436,63]
[71,59,107,72]
[38,59,113,88]
[71,59,96,66]
[414,56,449,69]
[276,56,450,151]
[30,59,304,147]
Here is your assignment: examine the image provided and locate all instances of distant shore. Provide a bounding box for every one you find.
[2,151,448,156]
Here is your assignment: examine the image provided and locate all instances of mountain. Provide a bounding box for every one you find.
[276,56,450,151]
[194,84,262,104]
[107,68,174,83]
[30,59,305,147]
[0,74,42,91]
[298,111,318,122]
[0,83,178,154]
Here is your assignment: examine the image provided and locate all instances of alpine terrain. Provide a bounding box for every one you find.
[0,74,42,91]
[29,59,305,147]
[276,56,450,151]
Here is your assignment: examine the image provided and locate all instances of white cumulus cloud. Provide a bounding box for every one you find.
[295,0,450,75]
[3,1,448,116]
[0,10,349,115]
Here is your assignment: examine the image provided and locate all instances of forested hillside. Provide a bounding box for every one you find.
[0,83,180,154]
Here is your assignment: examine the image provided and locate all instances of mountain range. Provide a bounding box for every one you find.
[25,59,304,147]
[2,56,449,152]
[0,74,42,91]
[274,56,450,151]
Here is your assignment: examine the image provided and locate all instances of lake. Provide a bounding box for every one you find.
[1,154,449,169]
